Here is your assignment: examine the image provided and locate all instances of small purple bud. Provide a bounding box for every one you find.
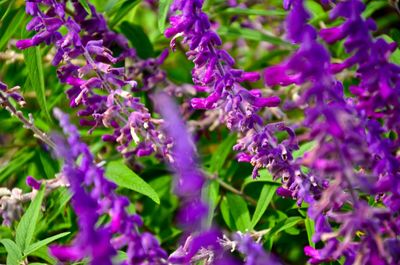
[26,176,41,190]
[16,39,34,50]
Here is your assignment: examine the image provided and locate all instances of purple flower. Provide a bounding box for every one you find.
[51,109,167,264]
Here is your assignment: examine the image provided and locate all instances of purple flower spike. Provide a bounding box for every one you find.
[51,109,167,265]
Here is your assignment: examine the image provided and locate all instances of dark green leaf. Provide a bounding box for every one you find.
[226,193,251,231]
[105,161,160,204]
[0,239,22,265]
[23,47,51,121]
[119,21,154,59]
[16,186,45,252]
[24,232,70,256]
[209,133,236,174]
[158,0,173,33]
[0,8,25,51]
[250,185,277,229]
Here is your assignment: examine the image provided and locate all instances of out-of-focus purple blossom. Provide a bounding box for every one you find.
[155,92,221,263]
[232,233,280,265]
[51,109,167,265]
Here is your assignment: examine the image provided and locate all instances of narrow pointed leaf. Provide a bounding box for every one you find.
[24,232,71,256]
[16,186,45,252]
[105,161,160,204]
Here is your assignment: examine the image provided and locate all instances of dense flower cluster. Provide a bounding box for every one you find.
[264,0,400,263]
[51,109,167,265]
[0,0,399,264]
[166,0,300,182]
[18,0,173,160]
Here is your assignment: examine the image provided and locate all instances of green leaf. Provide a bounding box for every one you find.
[226,194,251,231]
[0,148,35,183]
[363,1,387,18]
[209,133,236,173]
[221,8,286,17]
[305,217,315,248]
[23,246,56,265]
[78,0,92,14]
[306,0,328,24]
[218,26,291,47]
[265,216,302,241]
[158,0,173,33]
[292,141,316,159]
[16,186,45,252]
[0,8,25,51]
[241,169,280,191]
[382,35,400,65]
[119,21,154,59]
[220,196,235,229]
[24,232,70,256]
[109,0,141,28]
[202,180,220,228]
[250,185,277,229]
[1,239,22,265]
[23,46,51,121]
[105,161,160,204]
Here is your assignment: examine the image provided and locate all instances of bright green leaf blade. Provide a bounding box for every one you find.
[119,22,154,59]
[265,216,303,240]
[1,239,22,265]
[158,0,173,33]
[202,180,220,228]
[226,193,251,232]
[209,133,236,174]
[105,161,160,204]
[78,0,92,14]
[109,0,141,28]
[218,26,291,47]
[363,1,387,18]
[23,46,51,121]
[305,217,315,248]
[250,185,277,229]
[382,35,400,64]
[220,196,235,230]
[24,232,71,256]
[241,169,279,191]
[292,141,316,159]
[0,148,35,183]
[16,186,45,252]
[0,8,25,51]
